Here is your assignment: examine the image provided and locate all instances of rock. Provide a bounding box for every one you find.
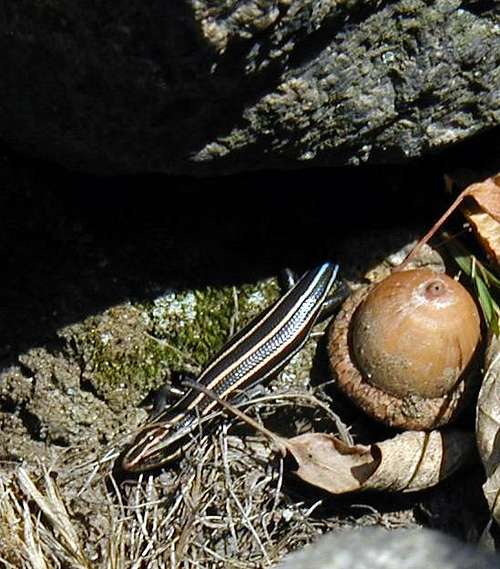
[0,1,498,175]
[276,528,500,569]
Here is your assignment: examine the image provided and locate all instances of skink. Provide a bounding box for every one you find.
[121,262,339,472]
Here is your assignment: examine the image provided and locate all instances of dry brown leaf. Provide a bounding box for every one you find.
[483,465,500,524]
[287,430,475,494]
[476,334,500,522]
[466,175,500,222]
[400,174,499,269]
[463,206,500,265]
[462,175,500,264]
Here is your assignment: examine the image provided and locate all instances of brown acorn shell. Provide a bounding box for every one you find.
[328,273,482,430]
[351,270,481,399]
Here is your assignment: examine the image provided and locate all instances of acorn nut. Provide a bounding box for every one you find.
[328,269,482,430]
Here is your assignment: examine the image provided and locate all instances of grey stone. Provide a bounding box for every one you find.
[276,528,500,569]
[0,1,499,175]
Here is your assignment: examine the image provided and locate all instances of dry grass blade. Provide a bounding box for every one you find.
[22,501,49,569]
[0,367,411,568]
[221,428,272,565]
[17,468,92,569]
[0,480,28,568]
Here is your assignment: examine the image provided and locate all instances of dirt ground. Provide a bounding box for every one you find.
[0,134,498,567]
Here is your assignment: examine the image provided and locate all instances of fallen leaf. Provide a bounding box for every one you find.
[285,433,376,494]
[400,174,499,269]
[462,175,500,264]
[463,205,500,263]
[476,334,500,522]
[483,465,500,524]
[465,175,500,222]
[287,430,475,494]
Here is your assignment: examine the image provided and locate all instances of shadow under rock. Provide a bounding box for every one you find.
[0,127,499,368]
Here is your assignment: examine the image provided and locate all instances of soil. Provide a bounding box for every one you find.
[0,134,496,567]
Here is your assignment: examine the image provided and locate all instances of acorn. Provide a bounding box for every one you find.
[328,269,482,430]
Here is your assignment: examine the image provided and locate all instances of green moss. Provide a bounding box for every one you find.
[146,279,280,369]
[62,278,280,410]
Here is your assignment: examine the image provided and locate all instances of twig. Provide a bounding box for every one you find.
[397,186,471,271]
[182,379,290,455]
